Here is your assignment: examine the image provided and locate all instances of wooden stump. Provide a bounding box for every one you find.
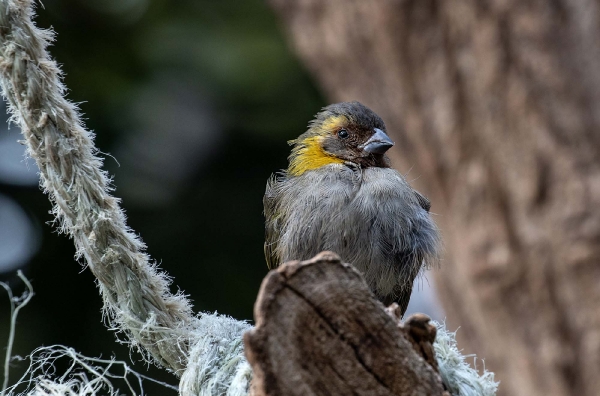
[244,252,447,396]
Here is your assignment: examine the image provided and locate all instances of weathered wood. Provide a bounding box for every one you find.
[244,252,446,396]
[270,1,600,395]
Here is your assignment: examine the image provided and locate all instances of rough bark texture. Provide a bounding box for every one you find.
[270,1,600,396]
[244,252,446,396]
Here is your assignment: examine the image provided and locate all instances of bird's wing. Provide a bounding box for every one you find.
[381,282,414,318]
[413,190,431,212]
[263,174,282,269]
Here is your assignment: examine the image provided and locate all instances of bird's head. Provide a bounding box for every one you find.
[287,101,394,176]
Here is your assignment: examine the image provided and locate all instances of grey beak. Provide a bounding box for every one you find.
[361,128,394,154]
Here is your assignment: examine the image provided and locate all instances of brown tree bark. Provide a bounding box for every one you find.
[270,1,600,395]
[244,252,447,396]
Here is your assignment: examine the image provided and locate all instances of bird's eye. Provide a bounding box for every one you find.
[338,129,349,139]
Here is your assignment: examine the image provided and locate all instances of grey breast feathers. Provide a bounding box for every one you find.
[264,164,357,269]
[264,164,440,297]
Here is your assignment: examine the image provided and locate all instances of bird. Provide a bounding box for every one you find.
[263,101,440,316]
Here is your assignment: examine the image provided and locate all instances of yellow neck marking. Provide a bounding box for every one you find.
[288,136,344,176]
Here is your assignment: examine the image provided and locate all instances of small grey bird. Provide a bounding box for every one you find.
[264,101,440,315]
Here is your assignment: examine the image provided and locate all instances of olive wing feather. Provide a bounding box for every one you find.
[413,190,431,212]
[263,175,282,269]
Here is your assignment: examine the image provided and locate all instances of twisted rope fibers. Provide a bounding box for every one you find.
[0,1,251,394]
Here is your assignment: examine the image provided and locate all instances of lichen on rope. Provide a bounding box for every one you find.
[0,1,251,394]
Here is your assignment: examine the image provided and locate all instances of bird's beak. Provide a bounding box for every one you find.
[361,128,394,154]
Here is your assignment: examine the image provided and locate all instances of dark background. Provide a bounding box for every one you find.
[0,0,442,393]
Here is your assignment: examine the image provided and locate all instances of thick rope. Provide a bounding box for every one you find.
[0,0,193,373]
[0,2,255,390]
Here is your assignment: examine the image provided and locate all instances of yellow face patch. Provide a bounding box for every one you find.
[287,115,349,176]
[320,115,348,133]
[287,136,345,176]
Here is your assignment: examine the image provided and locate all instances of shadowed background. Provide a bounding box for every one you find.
[0,0,443,393]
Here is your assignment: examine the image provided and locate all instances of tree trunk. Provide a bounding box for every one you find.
[269,1,600,395]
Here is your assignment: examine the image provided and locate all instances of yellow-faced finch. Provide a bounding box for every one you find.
[264,101,440,316]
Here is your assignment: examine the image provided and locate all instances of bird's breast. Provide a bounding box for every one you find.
[277,166,420,255]
[273,164,438,295]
